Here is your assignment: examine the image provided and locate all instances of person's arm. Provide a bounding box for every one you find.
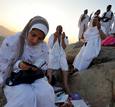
[109,12,113,20]
[13,59,35,73]
[0,37,15,86]
[48,34,56,50]
[61,32,67,49]
[79,24,86,42]
[53,32,58,44]
[101,12,106,19]
[99,29,106,37]
[78,15,82,27]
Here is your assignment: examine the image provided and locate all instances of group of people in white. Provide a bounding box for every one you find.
[74,4,115,72]
[0,4,114,107]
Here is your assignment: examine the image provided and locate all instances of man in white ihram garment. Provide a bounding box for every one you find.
[101,5,114,35]
[0,16,55,107]
[47,25,70,94]
[78,9,90,41]
[73,18,106,72]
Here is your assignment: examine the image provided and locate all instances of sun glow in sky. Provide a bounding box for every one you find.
[0,0,115,43]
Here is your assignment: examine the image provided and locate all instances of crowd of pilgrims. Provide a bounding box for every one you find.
[0,4,115,107]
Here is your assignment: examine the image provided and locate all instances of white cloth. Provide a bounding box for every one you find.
[4,78,55,107]
[0,34,20,85]
[48,34,68,71]
[0,34,55,107]
[101,11,114,35]
[78,14,89,40]
[30,23,48,35]
[111,16,115,34]
[73,26,101,71]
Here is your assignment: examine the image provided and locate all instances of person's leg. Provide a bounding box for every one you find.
[69,64,79,76]
[62,71,70,94]
[33,78,55,107]
[4,84,36,107]
[47,69,53,84]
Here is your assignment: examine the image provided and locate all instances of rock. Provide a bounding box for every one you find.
[0,88,6,107]
[69,62,115,107]
[65,42,115,107]
[65,42,115,65]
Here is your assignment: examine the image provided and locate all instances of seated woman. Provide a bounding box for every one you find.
[0,16,55,107]
[73,18,105,72]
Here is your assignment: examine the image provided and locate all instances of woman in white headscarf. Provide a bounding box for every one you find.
[0,16,55,107]
[73,18,105,72]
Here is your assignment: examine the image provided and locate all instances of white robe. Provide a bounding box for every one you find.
[0,34,55,107]
[78,14,89,40]
[48,34,68,71]
[111,16,115,34]
[73,26,101,71]
[101,10,114,35]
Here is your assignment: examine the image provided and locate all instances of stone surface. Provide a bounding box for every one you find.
[66,42,115,107]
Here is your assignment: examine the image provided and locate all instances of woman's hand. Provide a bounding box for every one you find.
[47,69,52,84]
[19,61,31,70]
[19,61,38,71]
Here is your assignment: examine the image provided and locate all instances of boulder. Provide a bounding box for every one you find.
[65,42,115,107]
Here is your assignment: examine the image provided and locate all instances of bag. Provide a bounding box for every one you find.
[6,62,45,86]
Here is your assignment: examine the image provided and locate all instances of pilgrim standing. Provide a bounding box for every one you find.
[47,25,70,93]
[101,5,114,35]
[78,9,90,41]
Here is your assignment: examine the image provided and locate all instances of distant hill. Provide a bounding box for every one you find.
[0,25,15,36]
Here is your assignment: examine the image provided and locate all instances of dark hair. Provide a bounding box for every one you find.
[107,5,112,10]
[95,9,101,15]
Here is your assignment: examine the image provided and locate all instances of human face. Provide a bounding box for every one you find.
[56,25,63,35]
[27,29,45,46]
[92,18,99,27]
[92,18,101,29]
[107,5,111,11]
[84,9,88,14]
[96,10,100,15]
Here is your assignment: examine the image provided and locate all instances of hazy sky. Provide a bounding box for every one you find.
[0,0,115,43]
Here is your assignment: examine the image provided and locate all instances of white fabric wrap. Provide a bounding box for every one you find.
[30,23,48,35]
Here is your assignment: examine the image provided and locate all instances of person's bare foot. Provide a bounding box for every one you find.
[69,68,79,76]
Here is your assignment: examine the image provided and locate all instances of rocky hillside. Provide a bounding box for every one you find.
[0,25,15,36]
[65,42,115,107]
